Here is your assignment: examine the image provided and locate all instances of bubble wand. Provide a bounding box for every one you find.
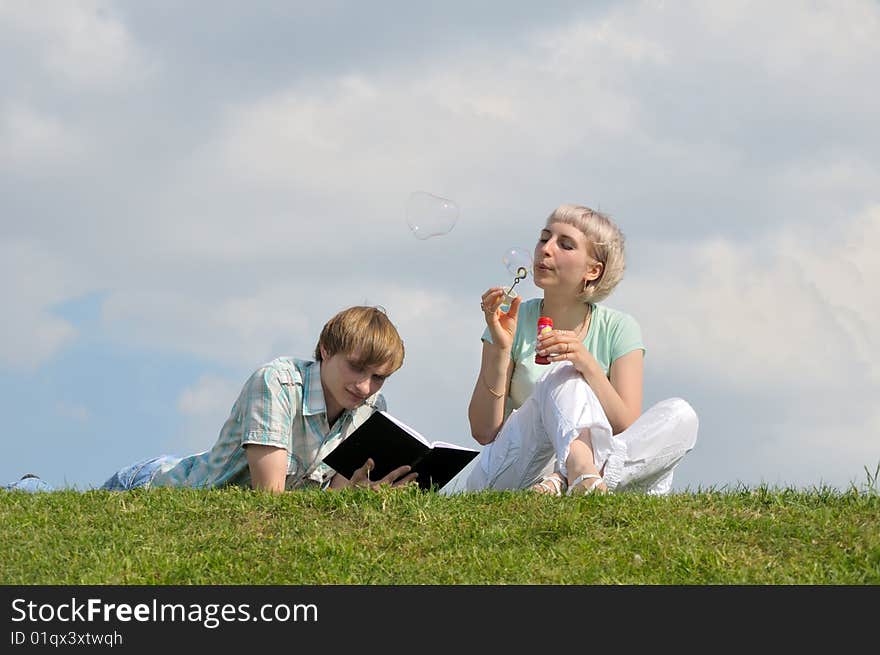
[501,248,532,308]
[503,266,528,304]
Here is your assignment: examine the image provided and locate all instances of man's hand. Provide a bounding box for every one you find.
[331,458,418,490]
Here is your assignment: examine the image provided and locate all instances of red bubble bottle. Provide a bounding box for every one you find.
[535,316,553,365]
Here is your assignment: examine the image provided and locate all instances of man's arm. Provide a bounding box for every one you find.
[245,445,288,493]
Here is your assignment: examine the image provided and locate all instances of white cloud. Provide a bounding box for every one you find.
[174,374,241,451]
[177,375,241,418]
[620,205,880,488]
[779,154,880,197]
[139,0,880,262]
[630,206,880,390]
[202,38,640,196]
[0,0,154,89]
[0,239,83,369]
[0,103,87,169]
[0,310,76,370]
[101,285,314,368]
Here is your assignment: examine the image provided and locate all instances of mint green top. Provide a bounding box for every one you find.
[482,298,645,418]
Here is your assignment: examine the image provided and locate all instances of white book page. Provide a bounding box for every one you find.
[429,441,478,452]
[380,411,431,447]
[380,412,477,452]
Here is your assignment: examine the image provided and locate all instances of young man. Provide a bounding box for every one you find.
[4,306,416,493]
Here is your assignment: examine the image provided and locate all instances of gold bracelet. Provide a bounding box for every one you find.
[481,373,505,399]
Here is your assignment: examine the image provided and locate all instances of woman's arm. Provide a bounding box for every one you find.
[468,290,521,445]
[537,328,644,434]
[582,349,643,434]
[468,341,515,445]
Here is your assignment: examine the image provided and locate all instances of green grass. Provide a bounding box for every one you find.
[1,485,878,584]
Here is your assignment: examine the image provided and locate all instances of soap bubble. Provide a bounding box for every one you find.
[503,247,532,281]
[405,191,459,240]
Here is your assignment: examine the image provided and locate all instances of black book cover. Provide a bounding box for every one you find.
[322,411,479,491]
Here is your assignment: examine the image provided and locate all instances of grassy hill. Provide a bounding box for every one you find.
[2,485,878,584]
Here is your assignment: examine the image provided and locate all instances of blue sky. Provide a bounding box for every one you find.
[2,0,878,492]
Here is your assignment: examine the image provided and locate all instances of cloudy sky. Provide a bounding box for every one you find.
[2,0,878,493]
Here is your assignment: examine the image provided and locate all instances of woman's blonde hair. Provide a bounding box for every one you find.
[315,306,405,372]
[547,204,626,304]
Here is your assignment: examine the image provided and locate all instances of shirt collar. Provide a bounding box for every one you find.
[302,360,356,428]
[301,360,327,417]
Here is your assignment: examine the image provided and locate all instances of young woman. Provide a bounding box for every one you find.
[466,204,698,495]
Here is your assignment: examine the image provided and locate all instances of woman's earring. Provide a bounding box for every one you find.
[581,279,588,293]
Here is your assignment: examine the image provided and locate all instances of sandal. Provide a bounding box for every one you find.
[567,473,606,496]
[529,473,567,496]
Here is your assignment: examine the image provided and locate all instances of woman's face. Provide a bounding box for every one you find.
[532,221,601,295]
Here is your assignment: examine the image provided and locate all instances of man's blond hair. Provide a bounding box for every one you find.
[315,306,405,372]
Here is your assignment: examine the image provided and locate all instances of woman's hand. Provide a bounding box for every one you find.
[536,329,602,382]
[330,459,418,490]
[480,287,522,352]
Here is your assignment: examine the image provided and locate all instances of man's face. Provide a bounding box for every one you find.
[319,347,396,412]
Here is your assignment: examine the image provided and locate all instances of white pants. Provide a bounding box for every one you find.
[465,362,698,495]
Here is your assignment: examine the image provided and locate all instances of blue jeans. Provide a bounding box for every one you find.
[3,455,180,493]
[2,476,53,493]
[99,455,180,490]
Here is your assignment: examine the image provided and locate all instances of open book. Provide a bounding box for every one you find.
[322,410,479,491]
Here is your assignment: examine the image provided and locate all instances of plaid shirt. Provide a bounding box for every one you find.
[151,358,384,489]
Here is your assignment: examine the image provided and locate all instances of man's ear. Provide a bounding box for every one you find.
[319,344,328,361]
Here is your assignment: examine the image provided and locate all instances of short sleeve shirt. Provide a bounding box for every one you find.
[482,298,645,418]
[150,358,384,489]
